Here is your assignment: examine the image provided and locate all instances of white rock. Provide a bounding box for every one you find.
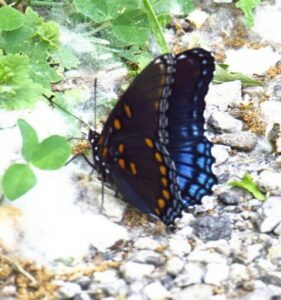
[143,281,171,300]
[168,236,191,256]
[212,145,230,166]
[134,237,162,250]
[93,270,119,283]
[259,196,281,233]
[174,263,205,287]
[267,244,281,262]
[187,9,209,28]
[205,263,229,285]
[260,216,281,233]
[229,264,250,285]
[126,294,144,300]
[174,284,213,300]
[166,256,185,275]
[57,282,82,299]
[122,262,155,282]
[244,244,263,263]
[225,47,280,75]
[205,81,242,111]
[253,2,281,43]
[259,172,281,195]
[205,240,231,256]
[274,222,281,235]
[208,111,243,133]
[261,101,281,127]
[189,249,227,264]
[88,215,129,252]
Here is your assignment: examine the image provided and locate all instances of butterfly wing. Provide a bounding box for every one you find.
[168,49,217,206]
[91,48,216,225]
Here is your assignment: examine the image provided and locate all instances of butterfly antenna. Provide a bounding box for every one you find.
[43,94,90,129]
[94,77,97,131]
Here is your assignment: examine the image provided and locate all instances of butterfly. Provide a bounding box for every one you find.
[88,48,217,226]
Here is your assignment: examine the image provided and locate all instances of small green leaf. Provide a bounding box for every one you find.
[214,64,263,87]
[2,164,37,200]
[31,135,71,170]
[0,7,26,31]
[17,119,39,162]
[229,173,266,201]
[112,10,150,45]
[236,0,261,27]
[51,46,80,69]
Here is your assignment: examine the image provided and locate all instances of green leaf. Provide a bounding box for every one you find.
[112,9,150,45]
[143,0,169,53]
[0,53,44,109]
[2,164,37,200]
[229,173,266,201]
[36,20,60,49]
[0,7,26,31]
[17,119,39,162]
[236,0,261,27]
[31,135,71,170]
[214,64,263,87]
[51,46,80,69]
[150,0,194,15]
[74,0,139,23]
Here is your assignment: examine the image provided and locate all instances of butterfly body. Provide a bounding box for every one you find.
[89,48,217,226]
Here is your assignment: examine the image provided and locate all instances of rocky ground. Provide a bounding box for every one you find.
[1,1,281,299]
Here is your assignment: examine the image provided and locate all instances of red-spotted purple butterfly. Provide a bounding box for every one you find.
[89,48,217,226]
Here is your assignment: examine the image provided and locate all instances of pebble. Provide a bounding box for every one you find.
[88,215,129,252]
[259,196,281,233]
[73,293,92,300]
[218,189,243,205]
[133,250,162,265]
[212,145,230,166]
[192,215,232,242]
[174,263,204,287]
[229,263,250,285]
[266,76,281,102]
[213,132,257,151]
[258,171,281,195]
[57,282,82,299]
[206,81,242,111]
[166,256,185,275]
[93,270,119,283]
[205,263,229,285]
[208,111,243,133]
[168,236,192,256]
[134,237,162,250]
[174,284,213,300]
[143,281,171,300]
[260,101,281,126]
[267,244,281,262]
[122,262,155,282]
[189,249,227,264]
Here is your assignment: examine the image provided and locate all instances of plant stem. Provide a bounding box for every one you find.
[142,0,169,54]
[83,21,112,37]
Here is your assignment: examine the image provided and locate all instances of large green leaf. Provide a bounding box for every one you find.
[112,10,150,45]
[74,0,139,23]
[0,7,26,31]
[31,135,71,170]
[17,119,39,162]
[2,164,37,200]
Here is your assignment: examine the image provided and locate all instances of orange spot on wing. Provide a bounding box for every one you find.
[98,136,104,145]
[155,152,163,162]
[144,138,154,148]
[158,198,165,209]
[118,158,126,169]
[113,118,121,130]
[154,101,160,110]
[161,178,168,187]
[118,143,124,154]
[162,189,170,200]
[155,208,161,216]
[102,147,108,158]
[124,104,132,119]
[130,162,137,175]
[159,166,167,176]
